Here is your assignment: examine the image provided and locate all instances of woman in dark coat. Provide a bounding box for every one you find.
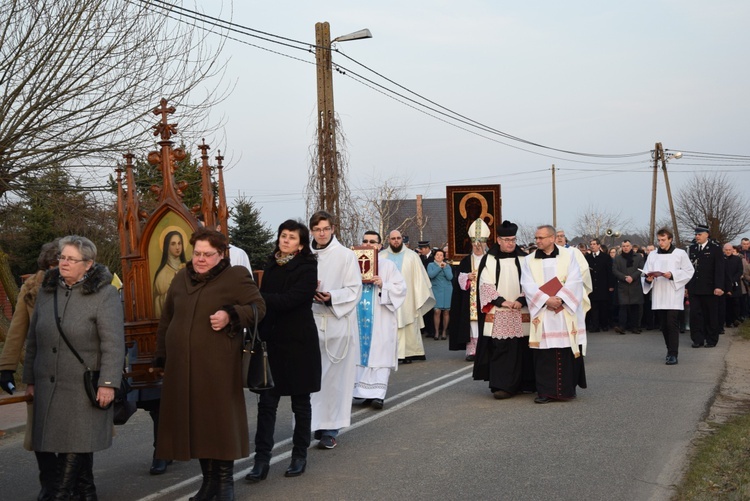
[23,235,125,500]
[154,227,265,501]
[245,219,321,483]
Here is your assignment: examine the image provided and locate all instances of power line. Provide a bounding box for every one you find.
[131,0,656,164]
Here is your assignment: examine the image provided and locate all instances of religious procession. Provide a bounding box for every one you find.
[1,2,748,498]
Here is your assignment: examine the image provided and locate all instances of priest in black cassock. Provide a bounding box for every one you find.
[472,220,535,399]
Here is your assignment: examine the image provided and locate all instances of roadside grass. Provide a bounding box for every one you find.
[675,323,750,500]
[675,413,750,500]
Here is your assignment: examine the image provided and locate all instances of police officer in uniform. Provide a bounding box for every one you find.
[687,225,725,348]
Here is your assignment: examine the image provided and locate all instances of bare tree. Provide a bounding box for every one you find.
[350,174,413,239]
[306,114,358,245]
[0,0,229,200]
[573,204,632,241]
[674,173,750,244]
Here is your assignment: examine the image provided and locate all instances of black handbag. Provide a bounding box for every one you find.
[242,303,274,392]
[53,288,128,410]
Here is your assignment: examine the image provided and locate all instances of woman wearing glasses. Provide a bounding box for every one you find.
[153,227,265,501]
[23,235,125,499]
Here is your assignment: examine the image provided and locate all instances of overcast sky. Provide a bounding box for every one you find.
[177,1,750,240]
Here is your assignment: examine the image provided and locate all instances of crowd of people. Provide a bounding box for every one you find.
[1,216,748,500]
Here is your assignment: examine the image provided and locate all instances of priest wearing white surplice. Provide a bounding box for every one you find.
[309,211,362,450]
[641,228,694,365]
[353,231,407,409]
[380,230,436,363]
[521,225,588,404]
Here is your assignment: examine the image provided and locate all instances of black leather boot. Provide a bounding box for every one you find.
[51,453,84,501]
[244,460,269,483]
[36,451,57,501]
[214,460,234,501]
[75,453,97,501]
[188,459,217,501]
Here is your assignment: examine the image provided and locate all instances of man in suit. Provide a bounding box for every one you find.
[418,241,436,337]
[687,225,725,348]
[585,238,615,332]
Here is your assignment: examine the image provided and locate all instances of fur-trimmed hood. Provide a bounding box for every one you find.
[42,263,114,295]
[22,270,46,308]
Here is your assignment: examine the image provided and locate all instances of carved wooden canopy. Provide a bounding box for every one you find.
[115,99,228,382]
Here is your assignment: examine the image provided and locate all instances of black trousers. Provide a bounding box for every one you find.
[618,304,640,330]
[586,298,610,331]
[658,310,680,357]
[255,391,311,462]
[690,294,720,346]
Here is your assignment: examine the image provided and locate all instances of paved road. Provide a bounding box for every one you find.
[0,329,729,500]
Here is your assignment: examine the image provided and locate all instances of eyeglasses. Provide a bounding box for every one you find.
[362,239,379,244]
[312,226,332,234]
[499,237,517,243]
[193,251,219,259]
[534,235,554,240]
[57,255,87,263]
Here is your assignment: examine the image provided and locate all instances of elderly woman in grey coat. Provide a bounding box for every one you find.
[23,235,125,500]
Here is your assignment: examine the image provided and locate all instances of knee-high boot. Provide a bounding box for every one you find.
[36,451,58,501]
[188,459,217,501]
[214,460,234,501]
[75,453,97,501]
[51,453,84,501]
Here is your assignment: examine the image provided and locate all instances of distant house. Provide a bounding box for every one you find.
[384,197,447,251]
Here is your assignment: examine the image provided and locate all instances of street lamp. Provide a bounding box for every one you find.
[314,22,372,218]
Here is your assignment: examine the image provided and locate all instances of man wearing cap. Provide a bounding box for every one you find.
[641,228,694,365]
[473,220,535,399]
[380,230,436,363]
[448,219,489,362]
[520,225,587,403]
[687,225,725,348]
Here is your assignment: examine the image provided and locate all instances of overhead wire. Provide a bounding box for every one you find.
[131,0,655,165]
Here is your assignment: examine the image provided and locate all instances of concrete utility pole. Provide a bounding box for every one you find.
[314,22,371,217]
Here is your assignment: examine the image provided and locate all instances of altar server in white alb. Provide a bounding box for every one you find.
[309,211,362,450]
[641,228,694,365]
[353,231,407,410]
[521,225,588,404]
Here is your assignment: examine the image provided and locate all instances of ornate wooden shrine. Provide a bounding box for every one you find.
[114,99,229,386]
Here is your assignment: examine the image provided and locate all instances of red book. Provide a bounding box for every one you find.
[539,276,564,313]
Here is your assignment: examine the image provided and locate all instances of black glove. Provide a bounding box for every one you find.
[0,370,16,395]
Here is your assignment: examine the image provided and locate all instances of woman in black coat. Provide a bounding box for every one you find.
[245,219,321,482]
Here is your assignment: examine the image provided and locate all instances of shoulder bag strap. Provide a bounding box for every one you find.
[244,303,260,346]
[53,287,89,370]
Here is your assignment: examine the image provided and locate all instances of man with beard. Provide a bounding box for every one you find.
[521,225,587,403]
[352,231,406,409]
[380,230,436,363]
[309,211,362,449]
[687,226,725,348]
[473,220,535,399]
[613,240,645,334]
[641,228,694,365]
